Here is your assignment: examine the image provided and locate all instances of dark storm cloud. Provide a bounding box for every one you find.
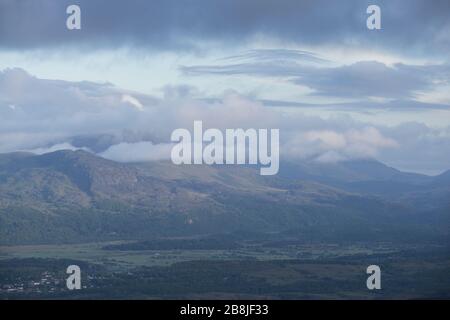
[0,0,449,57]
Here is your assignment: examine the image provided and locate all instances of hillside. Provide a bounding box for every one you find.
[0,150,448,245]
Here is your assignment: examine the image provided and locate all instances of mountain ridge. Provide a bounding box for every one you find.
[0,150,448,245]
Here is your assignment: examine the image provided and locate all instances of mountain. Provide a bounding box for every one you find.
[279,159,435,196]
[432,170,450,187]
[0,150,448,245]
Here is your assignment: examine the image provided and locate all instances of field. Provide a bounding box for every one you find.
[0,241,414,269]
[1,238,449,299]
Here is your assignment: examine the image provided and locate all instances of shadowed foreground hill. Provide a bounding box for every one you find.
[0,150,449,244]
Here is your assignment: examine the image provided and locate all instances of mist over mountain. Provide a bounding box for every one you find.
[0,150,448,245]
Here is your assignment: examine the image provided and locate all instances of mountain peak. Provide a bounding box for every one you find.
[432,169,450,186]
[35,149,110,165]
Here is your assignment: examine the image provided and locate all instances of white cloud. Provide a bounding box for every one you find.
[305,131,347,149]
[283,127,398,162]
[0,68,449,173]
[25,143,88,155]
[99,141,173,162]
[121,94,144,111]
[315,150,346,163]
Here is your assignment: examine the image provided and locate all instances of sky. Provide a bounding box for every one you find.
[0,0,449,174]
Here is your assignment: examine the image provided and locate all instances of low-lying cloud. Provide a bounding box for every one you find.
[99,141,173,162]
[1,68,449,174]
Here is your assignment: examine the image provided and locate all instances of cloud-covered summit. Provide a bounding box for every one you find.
[1,68,449,174]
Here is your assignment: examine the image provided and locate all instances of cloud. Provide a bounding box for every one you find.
[121,94,144,111]
[381,123,450,174]
[25,143,88,155]
[183,56,450,101]
[305,131,347,149]
[162,84,199,100]
[219,49,328,65]
[181,49,329,78]
[294,62,450,99]
[0,0,449,59]
[0,68,449,174]
[283,127,398,162]
[0,68,160,152]
[99,141,173,162]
